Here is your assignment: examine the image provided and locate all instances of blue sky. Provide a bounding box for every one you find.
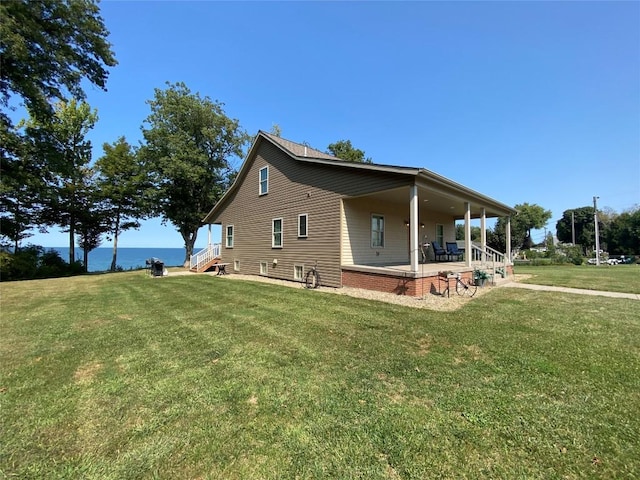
[26,0,639,248]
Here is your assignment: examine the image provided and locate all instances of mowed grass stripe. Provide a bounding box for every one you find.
[1,270,639,479]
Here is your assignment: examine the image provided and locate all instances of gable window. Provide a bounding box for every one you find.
[435,224,444,246]
[225,225,234,248]
[272,218,283,248]
[259,166,269,195]
[371,214,385,248]
[298,214,308,238]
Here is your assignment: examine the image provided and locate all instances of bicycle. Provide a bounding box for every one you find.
[305,262,321,289]
[441,272,477,297]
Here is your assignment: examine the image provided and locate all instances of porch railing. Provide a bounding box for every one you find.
[190,243,221,271]
[470,243,509,280]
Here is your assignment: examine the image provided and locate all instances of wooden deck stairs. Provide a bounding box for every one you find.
[190,244,222,273]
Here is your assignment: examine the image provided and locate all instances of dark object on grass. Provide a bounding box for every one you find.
[146,258,165,277]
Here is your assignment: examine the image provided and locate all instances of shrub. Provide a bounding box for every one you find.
[0,245,84,281]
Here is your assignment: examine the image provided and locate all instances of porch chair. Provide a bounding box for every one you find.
[431,241,450,262]
[446,242,464,261]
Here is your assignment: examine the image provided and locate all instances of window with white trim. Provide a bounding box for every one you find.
[259,166,269,195]
[272,218,283,248]
[294,264,304,281]
[298,214,308,238]
[225,225,234,248]
[371,214,385,248]
[234,259,240,271]
[260,261,268,275]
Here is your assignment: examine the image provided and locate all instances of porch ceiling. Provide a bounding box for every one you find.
[351,186,511,219]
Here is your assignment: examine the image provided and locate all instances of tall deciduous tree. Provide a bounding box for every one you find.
[1,0,116,250]
[556,206,598,253]
[603,206,639,255]
[140,82,249,265]
[74,165,108,271]
[0,128,48,250]
[0,0,116,125]
[95,137,152,271]
[490,203,552,252]
[327,139,372,163]
[23,99,98,264]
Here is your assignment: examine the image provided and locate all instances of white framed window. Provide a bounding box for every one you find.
[234,259,240,271]
[298,214,308,238]
[225,225,234,248]
[294,264,304,281]
[259,166,269,195]
[272,218,283,248]
[260,261,268,275]
[435,224,444,246]
[371,214,385,248]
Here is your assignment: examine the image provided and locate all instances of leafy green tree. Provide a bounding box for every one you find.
[0,129,48,250]
[23,99,98,263]
[489,203,552,252]
[556,206,598,253]
[140,82,249,265]
[75,169,107,272]
[95,137,152,271]
[604,206,640,255]
[0,0,116,125]
[1,0,116,250]
[270,124,282,136]
[327,139,372,163]
[456,224,481,241]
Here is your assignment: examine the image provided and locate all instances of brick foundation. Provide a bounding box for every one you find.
[342,269,482,297]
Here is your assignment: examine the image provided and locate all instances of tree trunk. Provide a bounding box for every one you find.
[182,230,198,268]
[110,214,120,271]
[69,214,75,264]
[83,247,89,272]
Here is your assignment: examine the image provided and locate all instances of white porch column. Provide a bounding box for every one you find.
[208,224,212,246]
[506,216,512,263]
[480,208,486,262]
[409,185,419,272]
[464,202,472,268]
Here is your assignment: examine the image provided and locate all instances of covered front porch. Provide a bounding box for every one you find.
[340,175,517,297]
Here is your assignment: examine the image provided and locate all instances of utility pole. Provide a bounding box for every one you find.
[593,196,601,266]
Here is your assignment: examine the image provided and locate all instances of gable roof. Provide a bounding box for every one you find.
[263,132,339,161]
[203,131,517,222]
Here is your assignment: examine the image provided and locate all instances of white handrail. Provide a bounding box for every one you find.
[470,243,509,281]
[190,244,221,271]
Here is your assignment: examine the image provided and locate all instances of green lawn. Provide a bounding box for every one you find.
[514,264,640,294]
[1,270,639,479]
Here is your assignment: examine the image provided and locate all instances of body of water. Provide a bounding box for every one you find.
[49,247,198,272]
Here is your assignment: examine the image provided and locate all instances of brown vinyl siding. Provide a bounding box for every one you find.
[211,139,413,288]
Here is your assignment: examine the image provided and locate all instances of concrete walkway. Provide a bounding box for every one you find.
[500,281,640,300]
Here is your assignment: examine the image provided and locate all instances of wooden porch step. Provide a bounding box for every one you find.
[190,257,221,273]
